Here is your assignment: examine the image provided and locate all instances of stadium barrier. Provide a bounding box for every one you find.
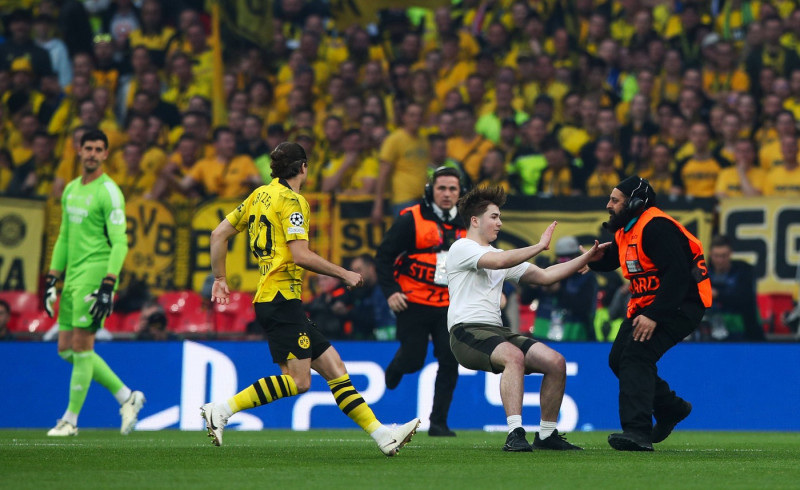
[2,340,798,431]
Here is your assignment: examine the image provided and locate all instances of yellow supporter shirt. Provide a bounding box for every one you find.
[188,155,261,198]
[446,135,494,183]
[639,169,676,196]
[558,126,591,157]
[379,129,430,204]
[782,97,800,122]
[107,147,167,198]
[0,165,12,193]
[539,166,574,197]
[763,165,800,196]
[679,157,722,198]
[585,169,623,197]
[715,166,766,197]
[320,153,379,193]
[226,178,310,302]
[702,69,750,96]
[435,61,474,102]
[163,80,212,113]
[758,140,800,170]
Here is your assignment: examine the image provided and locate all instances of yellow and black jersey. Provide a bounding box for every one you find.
[227,178,310,303]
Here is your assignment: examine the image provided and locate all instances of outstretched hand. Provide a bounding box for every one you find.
[577,240,611,273]
[538,221,557,250]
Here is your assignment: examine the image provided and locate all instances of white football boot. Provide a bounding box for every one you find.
[120,390,146,435]
[377,418,420,456]
[201,403,229,446]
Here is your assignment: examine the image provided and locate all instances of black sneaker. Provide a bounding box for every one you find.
[608,432,654,451]
[428,423,456,437]
[652,400,692,443]
[384,365,403,390]
[533,432,583,450]
[503,427,533,452]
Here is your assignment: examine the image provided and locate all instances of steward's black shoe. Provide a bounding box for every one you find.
[503,427,533,452]
[533,432,583,450]
[428,423,456,437]
[608,432,654,451]
[652,400,692,443]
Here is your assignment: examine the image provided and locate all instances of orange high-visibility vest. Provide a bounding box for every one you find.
[616,207,712,318]
[394,204,466,307]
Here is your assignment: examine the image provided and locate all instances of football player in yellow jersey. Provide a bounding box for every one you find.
[201,142,420,455]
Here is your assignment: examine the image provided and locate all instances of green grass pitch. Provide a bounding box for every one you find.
[2,429,799,489]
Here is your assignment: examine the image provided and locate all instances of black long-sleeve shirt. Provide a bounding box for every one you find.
[375,205,464,300]
[589,216,703,323]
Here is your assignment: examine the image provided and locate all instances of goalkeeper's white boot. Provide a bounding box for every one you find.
[120,390,146,435]
[376,418,420,456]
[47,419,78,437]
[201,403,229,446]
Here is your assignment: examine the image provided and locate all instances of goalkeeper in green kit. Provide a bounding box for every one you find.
[43,129,145,436]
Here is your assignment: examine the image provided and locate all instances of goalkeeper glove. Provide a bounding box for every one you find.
[86,276,116,322]
[43,274,58,318]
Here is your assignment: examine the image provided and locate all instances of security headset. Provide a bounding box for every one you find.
[626,177,651,214]
[424,166,468,206]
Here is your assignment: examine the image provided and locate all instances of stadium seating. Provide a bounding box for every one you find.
[0,291,42,332]
[157,291,206,331]
[104,311,141,337]
[213,291,255,336]
[757,293,796,335]
[11,311,56,336]
[172,308,213,335]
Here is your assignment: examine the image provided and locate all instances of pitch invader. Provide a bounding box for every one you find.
[44,129,145,436]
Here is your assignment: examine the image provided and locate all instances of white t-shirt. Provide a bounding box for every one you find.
[446,238,531,329]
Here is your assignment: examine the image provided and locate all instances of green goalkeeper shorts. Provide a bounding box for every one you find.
[58,281,103,332]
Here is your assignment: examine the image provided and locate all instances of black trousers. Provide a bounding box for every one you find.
[608,303,703,435]
[390,302,459,425]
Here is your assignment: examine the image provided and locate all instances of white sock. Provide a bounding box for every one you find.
[370,425,390,443]
[114,386,132,405]
[540,420,557,439]
[219,401,234,418]
[507,415,522,433]
[62,410,78,426]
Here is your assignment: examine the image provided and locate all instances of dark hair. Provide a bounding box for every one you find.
[80,129,108,149]
[0,298,9,314]
[270,142,307,179]
[352,253,376,268]
[32,130,51,141]
[212,126,233,142]
[710,235,732,249]
[457,185,507,228]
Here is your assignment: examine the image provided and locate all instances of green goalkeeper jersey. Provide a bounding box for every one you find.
[50,173,129,285]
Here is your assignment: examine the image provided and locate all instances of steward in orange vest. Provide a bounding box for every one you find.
[588,175,710,452]
[375,167,466,436]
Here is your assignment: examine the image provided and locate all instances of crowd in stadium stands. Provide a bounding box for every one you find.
[1,0,799,341]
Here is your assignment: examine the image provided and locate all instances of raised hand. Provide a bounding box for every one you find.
[538,221,557,250]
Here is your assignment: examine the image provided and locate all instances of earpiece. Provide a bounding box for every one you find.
[626,178,650,213]
[424,166,467,205]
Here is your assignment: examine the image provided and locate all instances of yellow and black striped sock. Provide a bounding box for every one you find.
[228,375,298,414]
[328,374,381,434]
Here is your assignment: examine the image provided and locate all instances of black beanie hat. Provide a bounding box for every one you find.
[616,175,656,207]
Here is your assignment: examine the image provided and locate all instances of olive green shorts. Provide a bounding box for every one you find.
[449,323,537,374]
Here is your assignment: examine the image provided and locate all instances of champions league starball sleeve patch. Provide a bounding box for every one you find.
[289,212,304,226]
